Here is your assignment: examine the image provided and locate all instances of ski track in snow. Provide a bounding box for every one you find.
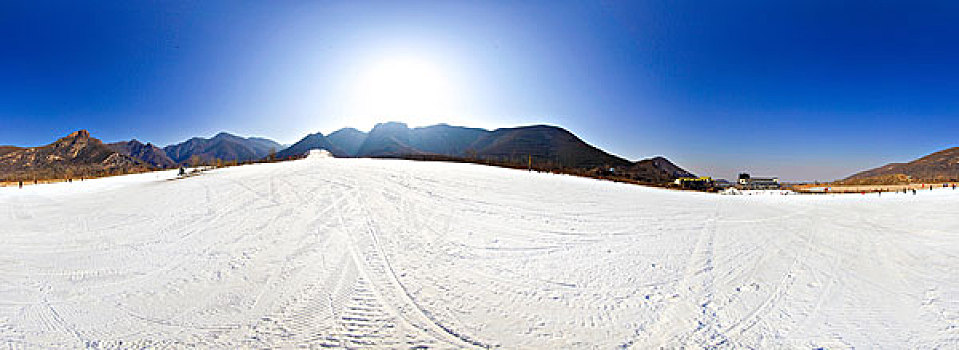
[0,158,957,349]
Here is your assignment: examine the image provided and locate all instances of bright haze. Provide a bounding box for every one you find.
[2,1,958,181]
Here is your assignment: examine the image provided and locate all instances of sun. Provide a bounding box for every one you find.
[349,56,457,126]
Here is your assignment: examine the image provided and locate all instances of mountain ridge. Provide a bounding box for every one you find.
[107,140,176,168]
[844,146,959,183]
[163,132,283,165]
[276,122,694,183]
[275,132,346,159]
[0,130,148,181]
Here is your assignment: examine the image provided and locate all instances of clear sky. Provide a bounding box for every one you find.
[2,1,958,181]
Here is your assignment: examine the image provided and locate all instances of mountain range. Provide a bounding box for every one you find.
[1,123,696,184]
[107,140,176,168]
[164,132,284,165]
[0,130,148,181]
[276,132,346,159]
[275,122,694,182]
[843,147,959,184]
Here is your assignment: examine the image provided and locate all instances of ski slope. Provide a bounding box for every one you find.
[0,156,957,348]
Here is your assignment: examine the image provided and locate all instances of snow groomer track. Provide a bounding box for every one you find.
[1,154,957,348]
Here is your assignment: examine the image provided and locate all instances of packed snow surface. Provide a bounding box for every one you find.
[0,158,957,348]
[307,149,333,159]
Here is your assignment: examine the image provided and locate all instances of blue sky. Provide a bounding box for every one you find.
[2,1,958,181]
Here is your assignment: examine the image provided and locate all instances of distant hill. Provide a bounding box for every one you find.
[467,125,633,169]
[327,128,368,156]
[351,122,631,168]
[164,132,283,164]
[276,132,346,159]
[107,140,176,168]
[0,130,148,181]
[624,157,696,183]
[844,147,959,184]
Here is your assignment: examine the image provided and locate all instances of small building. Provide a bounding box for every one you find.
[712,179,734,189]
[738,173,780,190]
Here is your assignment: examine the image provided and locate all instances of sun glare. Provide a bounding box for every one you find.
[349,56,457,126]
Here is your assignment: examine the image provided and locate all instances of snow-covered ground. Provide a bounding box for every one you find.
[0,157,957,348]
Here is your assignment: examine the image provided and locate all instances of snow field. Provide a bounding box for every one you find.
[0,158,957,348]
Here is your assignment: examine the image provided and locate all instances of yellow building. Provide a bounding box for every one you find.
[673,177,713,189]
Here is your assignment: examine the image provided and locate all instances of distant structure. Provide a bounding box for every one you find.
[712,179,734,189]
[673,177,713,190]
[738,173,780,190]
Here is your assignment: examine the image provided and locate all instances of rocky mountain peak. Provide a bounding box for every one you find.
[67,130,91,139]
